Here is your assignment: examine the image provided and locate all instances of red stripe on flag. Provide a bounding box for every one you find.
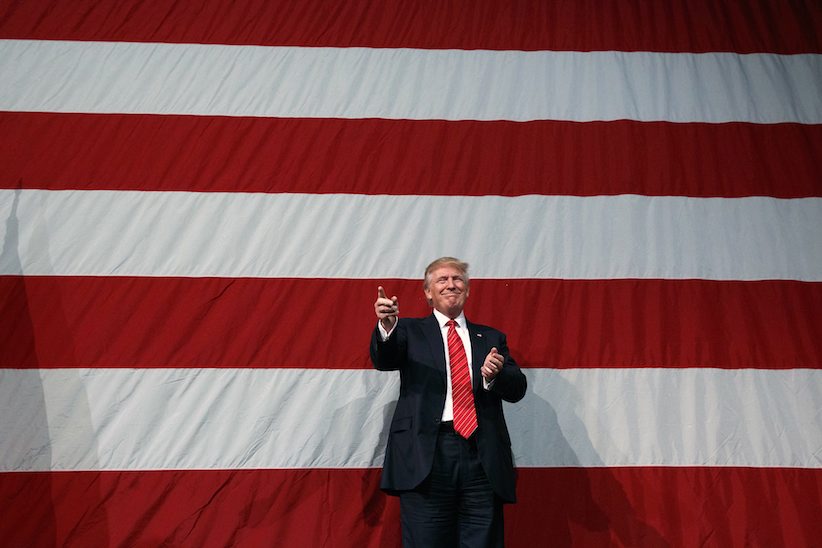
[2,113,820,198]
[0,469,401,548]
[0,0,819,53]
[510,467,822,547]
[3,276,820,369]
[1,467,819,547]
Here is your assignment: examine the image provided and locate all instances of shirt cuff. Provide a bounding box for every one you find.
[377,319,397,341]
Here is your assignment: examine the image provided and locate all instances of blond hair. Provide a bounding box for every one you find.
[423,257,470,289]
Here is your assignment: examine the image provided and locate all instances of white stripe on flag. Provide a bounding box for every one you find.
[2,190,821,280]
[1,368,820,471]
[1,40,820,123]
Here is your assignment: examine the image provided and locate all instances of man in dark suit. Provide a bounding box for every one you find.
[371,257,527,547]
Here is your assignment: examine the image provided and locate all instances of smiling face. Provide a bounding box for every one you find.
[424,264,469,319]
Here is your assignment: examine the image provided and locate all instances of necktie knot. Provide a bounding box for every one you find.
[446,319,458,329]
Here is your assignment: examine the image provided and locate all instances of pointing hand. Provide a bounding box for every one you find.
[375,286,399,330]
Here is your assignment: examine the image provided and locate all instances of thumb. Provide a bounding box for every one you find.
[392,296,398,305]
[378,286,387,299]
[489,347,498,355]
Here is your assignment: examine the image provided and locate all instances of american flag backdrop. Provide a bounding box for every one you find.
[1,1,821,546]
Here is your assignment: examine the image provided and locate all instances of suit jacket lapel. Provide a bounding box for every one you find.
[467,321,486,393]
[422,314,447,379]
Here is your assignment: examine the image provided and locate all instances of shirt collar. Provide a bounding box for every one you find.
[433,308,467,329]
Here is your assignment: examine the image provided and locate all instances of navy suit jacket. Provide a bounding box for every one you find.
[371,314,527,503]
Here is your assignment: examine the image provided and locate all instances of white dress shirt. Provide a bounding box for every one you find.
[378,308,491,422]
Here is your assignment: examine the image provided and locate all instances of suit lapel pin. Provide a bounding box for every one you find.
[476,333,483,337]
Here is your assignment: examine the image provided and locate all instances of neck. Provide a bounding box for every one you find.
[434,308,463,321]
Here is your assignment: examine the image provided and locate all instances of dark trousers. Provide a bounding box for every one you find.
[399,425,504,547]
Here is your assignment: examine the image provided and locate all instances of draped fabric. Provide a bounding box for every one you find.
[1,1,821,546]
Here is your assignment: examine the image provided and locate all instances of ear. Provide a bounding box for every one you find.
[424,286,433,303]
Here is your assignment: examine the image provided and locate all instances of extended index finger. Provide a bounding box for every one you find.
[378,286,387,299]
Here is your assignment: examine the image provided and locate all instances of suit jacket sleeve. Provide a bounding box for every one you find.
[488,331,527,403]
[371,319,402,370]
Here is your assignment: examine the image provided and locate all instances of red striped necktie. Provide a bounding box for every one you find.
[446,320,478,438]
